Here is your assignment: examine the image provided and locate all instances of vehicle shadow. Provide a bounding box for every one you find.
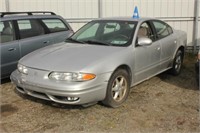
[158,54,199,90]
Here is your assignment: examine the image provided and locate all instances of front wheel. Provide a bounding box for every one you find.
[170,50,183,75]
[102,69,130,108]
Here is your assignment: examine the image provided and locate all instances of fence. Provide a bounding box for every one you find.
[0,0,199,51]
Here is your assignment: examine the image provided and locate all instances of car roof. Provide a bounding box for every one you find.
[0,12,63,21]
[0,15,63,21]
[93,17,157,22]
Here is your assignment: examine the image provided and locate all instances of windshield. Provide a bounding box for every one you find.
[69,20,137,46]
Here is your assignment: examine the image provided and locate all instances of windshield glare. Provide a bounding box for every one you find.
[71,20,137,46]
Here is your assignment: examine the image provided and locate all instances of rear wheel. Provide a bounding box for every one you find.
[102,69,130,108]
[170,50,183,75]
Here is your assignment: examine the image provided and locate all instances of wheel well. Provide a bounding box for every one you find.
[178,46,185,59]
[114,65,132,84]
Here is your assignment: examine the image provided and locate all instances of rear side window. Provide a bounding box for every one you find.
[0,21,16,43]
[167,26,173,34]
[42,19,69,33]
[18,20,31,30]
[17,19,45,39]
[152,21,171,39]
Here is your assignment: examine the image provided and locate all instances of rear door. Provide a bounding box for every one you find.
[41,18,74,43]
[16,19,52,57]
[0,21,20,78]
[151,20,177,70]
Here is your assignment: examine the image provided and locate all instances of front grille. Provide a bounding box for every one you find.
[16,85,80,104]
[27,90,49,99]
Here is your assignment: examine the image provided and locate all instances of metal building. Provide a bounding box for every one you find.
[0,0,199,50]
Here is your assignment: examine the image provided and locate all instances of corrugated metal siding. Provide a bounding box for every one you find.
[102,0,195,17]
[7,0,98,18]
[0,0,199,46]
[0,0,6,12]
[198,24,200,47]
[198,0,200,46]
[5,0,98,32]
[101,0,197,45]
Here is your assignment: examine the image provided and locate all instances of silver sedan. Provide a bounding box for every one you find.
[11,17,187,108]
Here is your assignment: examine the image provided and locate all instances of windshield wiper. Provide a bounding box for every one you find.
[84,40,111,46]
[65,38,85,44]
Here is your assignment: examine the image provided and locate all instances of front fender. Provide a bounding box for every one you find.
[81,47,134,79]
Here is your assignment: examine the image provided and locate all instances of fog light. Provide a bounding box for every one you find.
[67,97,79,101]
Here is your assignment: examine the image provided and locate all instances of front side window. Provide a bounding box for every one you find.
[0,21,16,43]
[42,19,68,33]
[17,19,45,39]
[70,20,137,46]
[152,21,170,39]
[137,22,154,40]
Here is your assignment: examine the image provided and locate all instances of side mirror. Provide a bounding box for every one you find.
[137,37,152,46]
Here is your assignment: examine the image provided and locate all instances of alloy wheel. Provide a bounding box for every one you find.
[111,76,127,102]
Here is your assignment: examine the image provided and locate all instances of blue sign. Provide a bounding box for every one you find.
[133,6,139,19]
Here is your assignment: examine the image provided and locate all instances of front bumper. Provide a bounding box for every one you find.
[10,69,111,105]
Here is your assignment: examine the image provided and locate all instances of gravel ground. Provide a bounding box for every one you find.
[0,54,199,133]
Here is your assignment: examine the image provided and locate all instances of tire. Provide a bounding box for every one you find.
[170,50,183,75]
[102,69,130,108]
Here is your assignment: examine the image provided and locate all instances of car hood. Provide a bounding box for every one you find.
[20,42,127,72]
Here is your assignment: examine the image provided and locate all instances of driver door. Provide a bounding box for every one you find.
[134,21,161,83]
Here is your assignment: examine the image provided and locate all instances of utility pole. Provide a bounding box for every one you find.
[5,0,10,12]
[98,0,102,18]
[193,0,200,53]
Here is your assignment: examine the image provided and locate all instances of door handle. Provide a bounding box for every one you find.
[8,48,16,51]
[157,47,161,51]
[43,41,50,44]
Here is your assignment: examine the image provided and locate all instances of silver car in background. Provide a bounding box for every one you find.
[0,12,73,79]
[11,17,187,108]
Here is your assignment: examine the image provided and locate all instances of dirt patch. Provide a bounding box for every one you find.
[1,104,18,117]
[0,54,199,133]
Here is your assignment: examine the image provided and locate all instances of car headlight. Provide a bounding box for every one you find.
[18,64,28,75]
[49,72,96,81]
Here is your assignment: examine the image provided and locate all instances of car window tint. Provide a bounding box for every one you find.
[104,23,120,34]
[17,19,45,39]
[77,23,100,40]
[0,21,16,43]
[152,21,170,39]
[42,19,68,33]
